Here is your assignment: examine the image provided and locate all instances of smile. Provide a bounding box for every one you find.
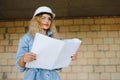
[43,24,49,26]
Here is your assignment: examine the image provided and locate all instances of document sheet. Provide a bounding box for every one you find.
[25,33,82,70]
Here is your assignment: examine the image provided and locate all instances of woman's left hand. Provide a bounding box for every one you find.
[71,53,77,61]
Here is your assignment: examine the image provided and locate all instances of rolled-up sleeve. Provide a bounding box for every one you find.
[16,35,29,72]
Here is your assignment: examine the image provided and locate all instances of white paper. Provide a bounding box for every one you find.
[25,33,82,70]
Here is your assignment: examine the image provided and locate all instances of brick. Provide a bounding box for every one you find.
[2,66,11,72]
[0,59,7,65]
[83,18,94,24]
[23,21,29,27]
[69,26,80,32]
[111,25,120,30]
[0,34,4,39]
[5,22,14,27]
[101,25,111,31]
[83,51,94,58]
[87,45,98,51]
[99,59,110,65]
[63,19,73,26]
[10,34,19,39]
[78,73,88,79]
[104,38,114,44]
[14,21,23,27]
[110,58,120,65]
[89,73,100,80]
[90,25,100,31]
[118,31,120,37]
[108,31,119,37]
[16,27,25,33]
[94,66,104,72]
[73,19,83,25]
[66,32,77,38]
[0,46,5,52]
[0,40,9,45]
[117,66,120,72]
[116,51,120,58]
[95,18,105,24]
[62,66,71,72]
[0,73,2,80]
[0,28,6,33]
[6,46,18,52]
[83,66,93,72]
[0,53,12,59]
[54,20,64,26]
[7,28,16,33]
[100,73,111,79]
[71,66,82,72]
[11,53,16,59]
[7,72,17,79]
[77,32,87,38]
[82,38,92,44]
[98,45,109,51]
[70,59,77,65]
[93,38,103,44]
[77,52,83,59]
[105,66,116,72]
[87,32,97,38]
[105,51,116,58]
[7,59,16,65]
[87,59,98,65]
[94,52,105,58]
[12,66,19,72]
[97,31,108,38]
[66,73,77,80]
[0,22,5,27]
[112,73,120,79]
[59,26,69,32]
[79,45,87,51]
[58,32,66,39]
[115,18,120,24]
[114,38,120,44]
[104,18,115,24]
[77,58,87,65]
[80,25,90,31]
[4,34,10,39]
[0,66,1,72]
[109,44,120,51]
[12,40,19,45]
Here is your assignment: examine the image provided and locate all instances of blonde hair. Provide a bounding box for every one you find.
[28,15,59,39]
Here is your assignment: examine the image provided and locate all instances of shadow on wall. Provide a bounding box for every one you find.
[2,72,7,80]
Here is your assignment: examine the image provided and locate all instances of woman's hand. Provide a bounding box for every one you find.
[22,52,36,63]
[19,52,36,68]
[71,53,77,61]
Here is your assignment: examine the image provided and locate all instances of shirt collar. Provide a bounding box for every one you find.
[47,29,52,37]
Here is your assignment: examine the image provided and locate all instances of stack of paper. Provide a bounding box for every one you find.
[25,33,82,70]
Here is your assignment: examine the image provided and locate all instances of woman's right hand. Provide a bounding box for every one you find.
[19,52,36,68]
[22,52,36,63]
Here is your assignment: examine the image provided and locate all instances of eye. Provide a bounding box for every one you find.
[48,17,52,21]
[41,16,46,20]
[41,16,52,21]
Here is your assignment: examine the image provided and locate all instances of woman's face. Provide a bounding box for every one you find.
[41,14,52,30]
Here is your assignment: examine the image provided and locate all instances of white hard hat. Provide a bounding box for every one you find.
[33,6,55,19]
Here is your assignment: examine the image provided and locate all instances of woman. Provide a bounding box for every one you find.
[16,6,77,80]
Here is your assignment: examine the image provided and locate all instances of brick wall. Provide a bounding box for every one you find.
[0,17,120,80]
